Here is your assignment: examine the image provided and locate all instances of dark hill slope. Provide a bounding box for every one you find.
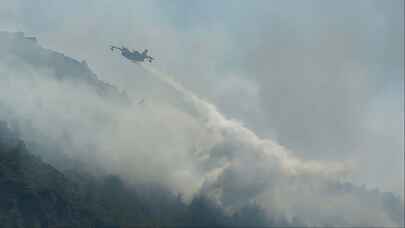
[1,121,272,227]
[0,122,97,227]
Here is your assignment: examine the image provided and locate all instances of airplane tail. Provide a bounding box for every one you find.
[110,45,120,51]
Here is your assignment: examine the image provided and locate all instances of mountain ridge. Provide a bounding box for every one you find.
[0,31,128,104]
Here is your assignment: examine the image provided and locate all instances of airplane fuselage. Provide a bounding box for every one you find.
[111,46,153,63]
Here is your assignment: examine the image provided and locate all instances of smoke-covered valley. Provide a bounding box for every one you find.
[0,31,403,227]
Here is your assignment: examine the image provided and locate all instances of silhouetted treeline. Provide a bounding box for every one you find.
[0,121,276,228]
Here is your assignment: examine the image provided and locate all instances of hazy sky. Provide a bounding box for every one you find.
[1,0,403,208]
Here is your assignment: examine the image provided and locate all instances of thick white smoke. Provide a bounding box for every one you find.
[0,54,402,226]
[140,63,349,177]
[138,64,402,227]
